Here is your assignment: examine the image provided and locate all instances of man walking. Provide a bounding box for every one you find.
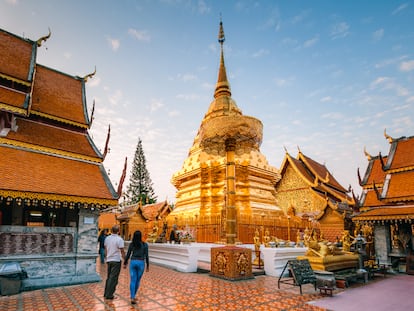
[104,225,125,300]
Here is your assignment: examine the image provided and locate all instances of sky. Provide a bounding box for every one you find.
[1,0,414,204]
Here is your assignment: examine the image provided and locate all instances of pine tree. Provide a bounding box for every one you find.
[125,138,157,205]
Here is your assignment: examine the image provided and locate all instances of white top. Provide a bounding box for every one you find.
[104,234,124,262]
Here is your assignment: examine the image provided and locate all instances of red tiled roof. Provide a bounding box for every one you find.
[389,137,414,169]
[362,189,387,207]
[0,85,27,111]
[141,201,169,220]
[31,65,88,126]
[365,157,387,185]
[5,118,100,159]
[386,170,414,200]
[353,205,414,221]
[300,153,347,192]
[0,29,34,82]
[0,145,117,203]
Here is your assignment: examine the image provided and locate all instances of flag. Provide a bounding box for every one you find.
[117,157,127,197]
[102,125,110,160]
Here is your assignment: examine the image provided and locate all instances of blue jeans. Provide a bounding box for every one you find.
[99,247,105,263]
[129,259,145,299]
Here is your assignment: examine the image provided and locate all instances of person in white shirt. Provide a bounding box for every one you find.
[103,225,125,300]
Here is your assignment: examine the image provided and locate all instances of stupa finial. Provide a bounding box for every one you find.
[214,16,231,99]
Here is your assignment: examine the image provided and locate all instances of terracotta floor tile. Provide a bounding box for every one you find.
[0,260,338,311]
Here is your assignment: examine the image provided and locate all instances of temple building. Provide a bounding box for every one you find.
[353,131,414,274]
[169,21,282,244]
[275,150,355,242]
[0,28,119,290]
[117,200,172,241]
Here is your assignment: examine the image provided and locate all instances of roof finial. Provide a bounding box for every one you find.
[363,146,372,160]
[37,28,51,47]
[82,66,96,82]
[384,128,393,143]
[214,16,231,99]
[218,14,225,45]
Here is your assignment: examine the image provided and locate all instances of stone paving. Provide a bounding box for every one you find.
[0,261,326,311]
[1,260,412,311]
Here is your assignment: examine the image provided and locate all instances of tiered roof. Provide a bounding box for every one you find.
[354,132,414,222]
[0,28,117,208]
[279,150,354,205]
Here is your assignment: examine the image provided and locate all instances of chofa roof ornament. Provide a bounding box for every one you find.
[36,28,51,47]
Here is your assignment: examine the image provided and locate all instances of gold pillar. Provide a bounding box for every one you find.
[210,138,253,281]
[225,138,236,245]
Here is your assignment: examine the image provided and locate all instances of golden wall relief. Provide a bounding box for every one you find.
[277,165,309,191]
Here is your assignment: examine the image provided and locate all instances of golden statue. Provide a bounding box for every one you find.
[146,225,159,243]
[264,229,271,247]
[253,229,263,265]
[341,230,354,252]
[237,253,249,275]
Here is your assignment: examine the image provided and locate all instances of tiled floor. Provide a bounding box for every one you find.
[0,261,326,311]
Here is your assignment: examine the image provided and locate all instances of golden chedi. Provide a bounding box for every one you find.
[170,21,281,243]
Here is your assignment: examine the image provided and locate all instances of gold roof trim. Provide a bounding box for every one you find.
[0,189,117,206]
[286,154,318,187]
[30,110,88,129]
[0,137,102,163]
[0,73,31,86]
[0,103,28,115]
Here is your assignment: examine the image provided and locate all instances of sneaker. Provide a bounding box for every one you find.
[131,298,136,304]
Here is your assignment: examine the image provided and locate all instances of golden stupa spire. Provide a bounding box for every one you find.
[214,17,231,99]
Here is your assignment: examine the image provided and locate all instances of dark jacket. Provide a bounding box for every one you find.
[124,242,149,266]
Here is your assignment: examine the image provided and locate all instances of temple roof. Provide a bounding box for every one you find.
[385,170,414,201]
[360,156,387,187]
[353,205,414,222]
[0,144,117,205]
[0,27,117,208]
[355,132,414,219]
[31,65,90,127]
[385,135,414,170]
[280,151,353,205]
[3,117,101,161]
[0,28,36,83]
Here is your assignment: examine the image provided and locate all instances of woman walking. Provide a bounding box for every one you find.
[123,230,149,304]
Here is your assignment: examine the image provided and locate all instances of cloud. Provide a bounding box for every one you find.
[370,76,409,96]
[303,35,319,48]
[372,28,384,41]
[330,22,350,39]
[5,0,18,4]
[274,77,294,87]
[197,0,210,14]
[177,73,197,82]
[321,112,343,120]
[150,99,164,112]
[176,93,199,101]
[399,60,414,71]
[252,49,269,58]
[260,8,281,32]
[392,3,409,15]
[128,28,151,41]
[108,89,123,106]
[375,55,408,68]
[107,37,120,51]
[320,96,332,103]
[291,10,311,24]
